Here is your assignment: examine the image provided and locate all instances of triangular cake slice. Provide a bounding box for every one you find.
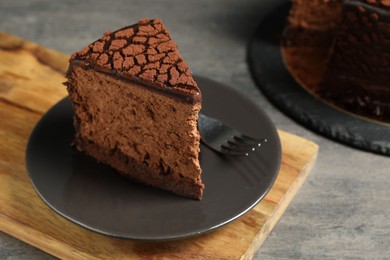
[65,18,204,199]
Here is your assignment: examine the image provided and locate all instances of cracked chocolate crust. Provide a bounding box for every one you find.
[68,18,201,104]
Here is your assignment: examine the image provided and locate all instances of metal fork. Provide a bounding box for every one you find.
[198,113,267,156]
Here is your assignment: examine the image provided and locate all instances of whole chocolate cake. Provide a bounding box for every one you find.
[284,0,390,122]
[65,18,204,199]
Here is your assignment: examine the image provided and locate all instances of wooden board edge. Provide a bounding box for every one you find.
[0,211,95,260]
[0,131,318,260]
[277,129,318,150]
[241,142,319,259]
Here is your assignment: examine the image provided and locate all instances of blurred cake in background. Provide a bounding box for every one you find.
[283,0,390,123]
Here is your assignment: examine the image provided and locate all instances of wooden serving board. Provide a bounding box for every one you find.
[0,32,318,259]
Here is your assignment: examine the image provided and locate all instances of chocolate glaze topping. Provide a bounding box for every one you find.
[69,18,201,103]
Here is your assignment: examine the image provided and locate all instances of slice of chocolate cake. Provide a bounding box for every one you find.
[65,18,204,200]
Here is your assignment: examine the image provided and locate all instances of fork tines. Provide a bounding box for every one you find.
[221,135,267,156]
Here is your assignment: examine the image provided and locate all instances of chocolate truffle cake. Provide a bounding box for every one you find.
[65,18,204,199]
[284,0,390,122]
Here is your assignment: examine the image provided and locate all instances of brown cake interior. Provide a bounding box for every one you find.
[66,18,204,199]
[67,65,203,199]
[288,0,342,30]
[283,0,343,94]
[284,0,343,46]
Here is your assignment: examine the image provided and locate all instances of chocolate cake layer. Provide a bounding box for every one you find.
[69,18,201,104]
[75,136,204,199]
[287,0,343,30]
[284,0,343,46]
[67,65,203,199]
[283,27,335,47]
[319,0,390,121]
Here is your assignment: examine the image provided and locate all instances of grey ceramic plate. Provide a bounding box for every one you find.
[26,76,281,241]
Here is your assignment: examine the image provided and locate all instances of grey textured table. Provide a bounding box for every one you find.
[1,0,389,259]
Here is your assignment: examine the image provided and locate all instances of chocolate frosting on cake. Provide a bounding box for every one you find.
[69,18,200,104]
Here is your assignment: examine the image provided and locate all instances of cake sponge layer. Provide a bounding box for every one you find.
[67,64,204,199]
